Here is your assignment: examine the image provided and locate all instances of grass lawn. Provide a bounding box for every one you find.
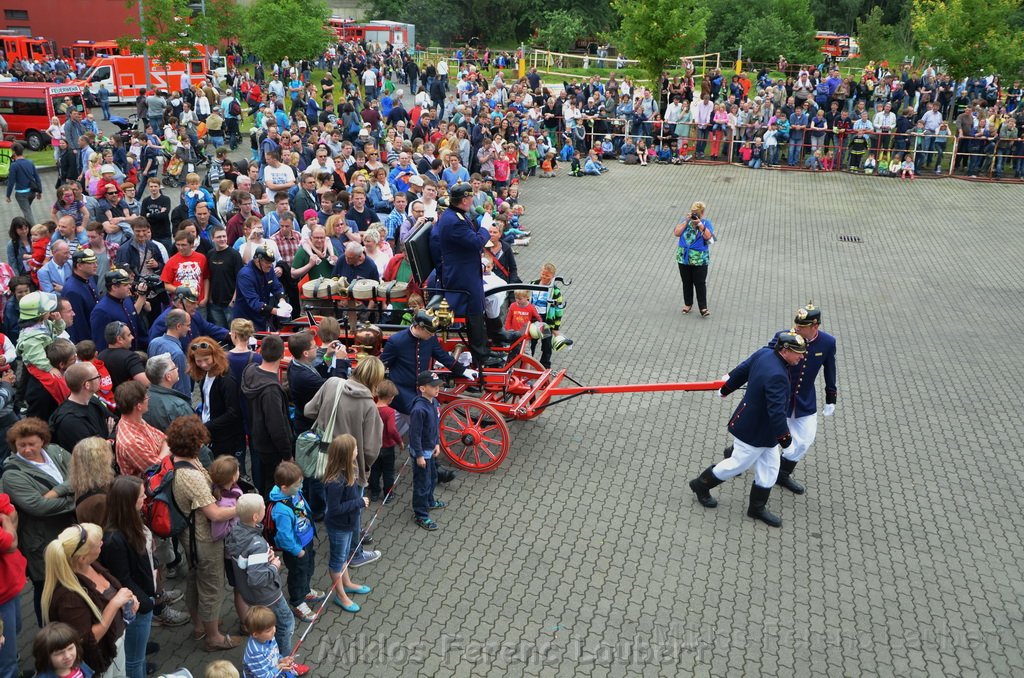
[25,148,55,168]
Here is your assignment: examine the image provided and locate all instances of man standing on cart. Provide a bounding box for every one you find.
[435,182,503,369]
[688,332,807,527]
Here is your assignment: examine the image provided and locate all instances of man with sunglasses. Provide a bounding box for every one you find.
[90,269,149,352]
[48,362,113,451]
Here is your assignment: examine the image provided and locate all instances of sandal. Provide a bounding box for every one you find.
[700,309,711,318]
[681,306,692,314]
[191,630,207,642]
[205,635,241,652]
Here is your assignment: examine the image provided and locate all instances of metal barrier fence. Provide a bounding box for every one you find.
[536,115,1024,182]
[527,48,721,85]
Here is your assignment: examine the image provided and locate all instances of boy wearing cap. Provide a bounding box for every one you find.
[409,371,445,531]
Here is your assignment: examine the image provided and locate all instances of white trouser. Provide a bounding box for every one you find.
[99,635,127,678]
[712,437,780,488]
[782,414,818,463]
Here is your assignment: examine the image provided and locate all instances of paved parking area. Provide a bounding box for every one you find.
[5,157,1024,677]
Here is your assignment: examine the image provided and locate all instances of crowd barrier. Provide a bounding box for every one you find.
[537,115,1024,182]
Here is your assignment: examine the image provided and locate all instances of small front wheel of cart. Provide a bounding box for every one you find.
[439,399,510,472]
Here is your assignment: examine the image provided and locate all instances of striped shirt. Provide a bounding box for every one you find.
[115,416,166,477]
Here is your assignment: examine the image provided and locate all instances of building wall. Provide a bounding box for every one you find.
[0,0,139,53]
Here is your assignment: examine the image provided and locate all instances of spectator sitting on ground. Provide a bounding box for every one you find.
[584,148,609,175]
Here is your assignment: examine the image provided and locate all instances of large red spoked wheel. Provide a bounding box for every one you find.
[439,399,511,472]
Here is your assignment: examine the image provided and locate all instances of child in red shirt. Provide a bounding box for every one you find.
[369,380,403,504]
[27,223,50,287]
[505,290,542,334]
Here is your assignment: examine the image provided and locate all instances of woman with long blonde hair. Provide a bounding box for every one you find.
[68,437,117,525]
[42,523,137,677]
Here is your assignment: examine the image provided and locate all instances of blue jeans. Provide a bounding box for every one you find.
[0,596,19,678]
[327,525,357,573]
[270,595,295,656]
[124,607,153,678]
[206,303,231,329]
[788,134,804,165]
[412,456,437,520]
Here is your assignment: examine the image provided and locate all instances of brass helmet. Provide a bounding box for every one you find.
[794,300,821,326]
[353,323,383,357]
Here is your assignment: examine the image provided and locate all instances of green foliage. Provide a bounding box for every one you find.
[535,10,587,53]
[120,0,203,69]
[912,0,1024,79]
[706,0,816,62]
[611,0,710,81]
[239,0,333,64]
[855,6,892,61]
[811,0,865,34]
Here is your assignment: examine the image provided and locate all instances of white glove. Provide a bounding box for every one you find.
[462,369,479,381]
[274,299,292,320]
[823,404,835,417]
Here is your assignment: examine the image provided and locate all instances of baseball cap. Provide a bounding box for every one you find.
[417,371,443,386]
[303,209,318,221]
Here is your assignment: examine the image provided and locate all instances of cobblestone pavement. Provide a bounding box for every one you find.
[5,144,1024,677]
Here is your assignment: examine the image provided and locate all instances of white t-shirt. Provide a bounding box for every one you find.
[362,69,377,87]
[201,375,214,422]
[262,163,296,188]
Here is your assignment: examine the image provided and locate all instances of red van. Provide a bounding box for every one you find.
[0,82,88,151]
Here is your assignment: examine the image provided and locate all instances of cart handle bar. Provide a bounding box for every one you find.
[546,379,726,397]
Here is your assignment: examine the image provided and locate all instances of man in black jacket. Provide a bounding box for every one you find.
[240,335,293,496]
[49,362,112,451]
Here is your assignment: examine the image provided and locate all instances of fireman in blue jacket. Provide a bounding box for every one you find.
[771,301,838,494]
[689,331,807,527]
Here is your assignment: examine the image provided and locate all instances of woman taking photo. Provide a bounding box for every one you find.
[186,337,244,463]
[42,523,137,677]
[100,476,161,678]
[2,418,76,625]
[167,415,240,651]
[673,201,715,317]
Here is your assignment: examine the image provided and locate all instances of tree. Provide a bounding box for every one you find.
[811,0,865,34]
[705,0,816,63]
[912,0,1024,79]
[239,0,332,65]
[120,0,206,82]
[611,0,710,80]
[855,5,892,61]
[535,10,587,53]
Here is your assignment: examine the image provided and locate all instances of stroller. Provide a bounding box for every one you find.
[109,115,138,147]
[162,140,202,187]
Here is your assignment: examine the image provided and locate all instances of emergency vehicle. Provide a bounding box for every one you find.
[815,32,860,62]
[64,40,127,62]
[328,18,415,49]
[0,82,87,150]
[0,34,56,63]
[74,47,216,102]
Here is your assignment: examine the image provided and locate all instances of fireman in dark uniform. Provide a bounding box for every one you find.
[689,331,807,527]
[771,302,838,493]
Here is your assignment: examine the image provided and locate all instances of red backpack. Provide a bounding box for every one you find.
[142,457,195,539]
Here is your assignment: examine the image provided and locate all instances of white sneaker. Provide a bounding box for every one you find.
[152,606,190,627]
[292,602,318,623]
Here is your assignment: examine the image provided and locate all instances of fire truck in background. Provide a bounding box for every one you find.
[328,18,415,50]
[815,32,860,62]
[74,45,222,102]
[64,40,127,62]
[0,33,57,63]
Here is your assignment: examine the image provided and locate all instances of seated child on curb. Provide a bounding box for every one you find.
[225,494,298,667]
[269,462,325,623]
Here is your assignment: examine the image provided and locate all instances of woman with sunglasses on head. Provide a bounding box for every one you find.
[42,522,137,677]
[186,337,244,463]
